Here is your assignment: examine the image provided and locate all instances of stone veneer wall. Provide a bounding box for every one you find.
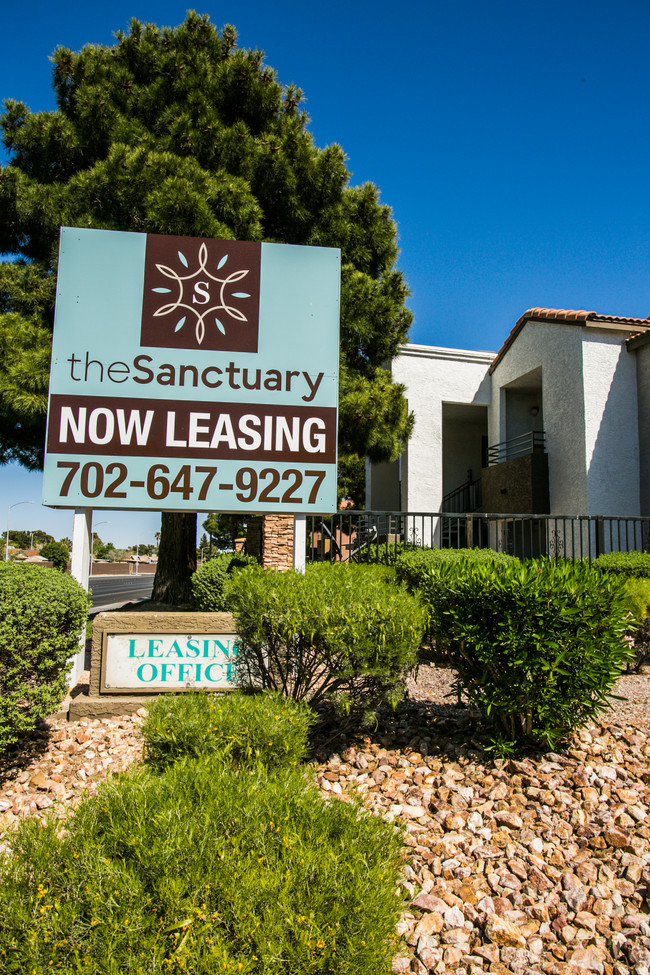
[246,514,294,570]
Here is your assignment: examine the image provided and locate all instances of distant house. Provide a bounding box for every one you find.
[367,307,650,551]
[10,549,48,563]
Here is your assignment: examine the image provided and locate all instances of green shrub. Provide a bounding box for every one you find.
[0,758,404,974]
[622,577,650,624]
[393,548,518,656]
[592,558,650,669]
[140,690,313,771]
[229,563,426,723]
[38,540,70,571]
[191,551,259,611]
[0,563,89,750]
[417,558,632,751]
[592,551,650,579]
[364,540,412,566]
[621,578,650,671]
[394,546,518,592]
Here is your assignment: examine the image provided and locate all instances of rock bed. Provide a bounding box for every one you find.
[317,698,650,975]
[0,712,144,836]
[1,668,649,975]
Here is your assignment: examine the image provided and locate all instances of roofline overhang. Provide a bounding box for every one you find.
[489,309,650,374]
[398,343,495,366]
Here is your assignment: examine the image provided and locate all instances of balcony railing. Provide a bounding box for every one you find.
[487,430,546,466]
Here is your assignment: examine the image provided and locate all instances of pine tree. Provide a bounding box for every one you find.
[0,13,413,602]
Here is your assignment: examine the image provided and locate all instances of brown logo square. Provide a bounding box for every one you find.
[141,235,261,352]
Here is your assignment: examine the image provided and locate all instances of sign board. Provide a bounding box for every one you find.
[90,611,242,696]
[43,228,340,512]
[102,632,239,693]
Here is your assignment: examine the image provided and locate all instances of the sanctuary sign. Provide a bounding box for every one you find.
[43,228,340,513]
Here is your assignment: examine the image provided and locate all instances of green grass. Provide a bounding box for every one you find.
[140,690,313,771]
[0,693,405,975]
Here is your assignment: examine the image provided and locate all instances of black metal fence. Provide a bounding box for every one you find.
[306,511,650,563]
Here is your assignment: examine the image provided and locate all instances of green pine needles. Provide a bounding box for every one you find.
[0,12,413,490]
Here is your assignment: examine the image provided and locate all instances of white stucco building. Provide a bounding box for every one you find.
[368,308,650,529]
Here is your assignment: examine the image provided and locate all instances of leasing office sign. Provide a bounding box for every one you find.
[90,612,241,695]
[102,631,240,693]
[43,228,340,512]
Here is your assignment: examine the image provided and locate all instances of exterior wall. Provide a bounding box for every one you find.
[441,410,487,495]
[582,330,640,515]
[637,343,650,516]
[371,323,646,522]
[490,322,587,514]
[390,345,493,512]
[505,383,544,442]
[366,457,401,510]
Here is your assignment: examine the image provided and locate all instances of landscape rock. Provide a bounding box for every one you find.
[2,664,650,975]
[485,913,528,948]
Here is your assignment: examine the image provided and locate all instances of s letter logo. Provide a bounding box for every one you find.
[141,235,262,353]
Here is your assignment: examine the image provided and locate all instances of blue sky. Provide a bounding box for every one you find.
[1,0,649,545]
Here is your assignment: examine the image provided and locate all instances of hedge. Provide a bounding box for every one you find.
[394,546,518,592]
[0,563,89,750]
[228,563,426,725]
[191,551,259,611]
[591,551,650,579]
[0,692,404,975]
[415,557,632,751]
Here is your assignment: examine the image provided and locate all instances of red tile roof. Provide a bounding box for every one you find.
[628,328,650,350]
[489,307,650,373]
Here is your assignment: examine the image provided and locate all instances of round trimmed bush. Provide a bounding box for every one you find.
[0,756,404,975]
[140,690,313,771]
[228,562,426,724]
[417,557,633,750]
[0,563,89,749]
[191,551,259,611]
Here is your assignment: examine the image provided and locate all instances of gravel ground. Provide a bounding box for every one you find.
[1,666,650,975]
[405,664,650,729]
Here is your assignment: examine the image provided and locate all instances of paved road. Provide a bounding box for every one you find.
[89,574,154,611]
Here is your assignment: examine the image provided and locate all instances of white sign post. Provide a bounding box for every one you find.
[69,508,92,687]
[293,514,307,573]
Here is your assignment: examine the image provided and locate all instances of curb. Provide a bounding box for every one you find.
[89,598,150,615]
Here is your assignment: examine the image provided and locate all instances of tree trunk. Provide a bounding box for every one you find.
[151,512,197,605]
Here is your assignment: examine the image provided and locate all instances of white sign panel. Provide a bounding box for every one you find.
[102,631,240,692]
